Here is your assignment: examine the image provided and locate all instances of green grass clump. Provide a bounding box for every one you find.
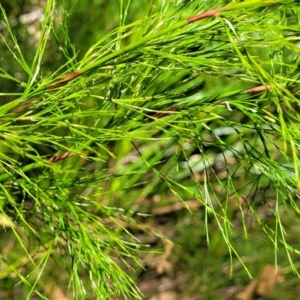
[1,0,300,298]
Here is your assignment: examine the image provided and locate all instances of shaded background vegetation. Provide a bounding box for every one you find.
[1,0,300,299]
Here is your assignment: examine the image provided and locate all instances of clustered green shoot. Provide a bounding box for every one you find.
[0,0,300,298]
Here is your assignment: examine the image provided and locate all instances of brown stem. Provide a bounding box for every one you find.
[247,83,286,94]
[187,7,224,24]
[48,152,74,163]
[46,71,84,90]
[151,105,178,119]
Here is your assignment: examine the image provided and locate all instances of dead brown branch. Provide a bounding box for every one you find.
[151,105,178,119]
[48,152,74,163]
[247,83,286,94]
[187,7,224,24]
[46,71,84,90]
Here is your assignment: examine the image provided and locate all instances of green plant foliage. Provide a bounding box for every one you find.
[0,0,300,298]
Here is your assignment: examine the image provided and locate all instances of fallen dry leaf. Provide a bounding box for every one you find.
[235,265,284,300]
